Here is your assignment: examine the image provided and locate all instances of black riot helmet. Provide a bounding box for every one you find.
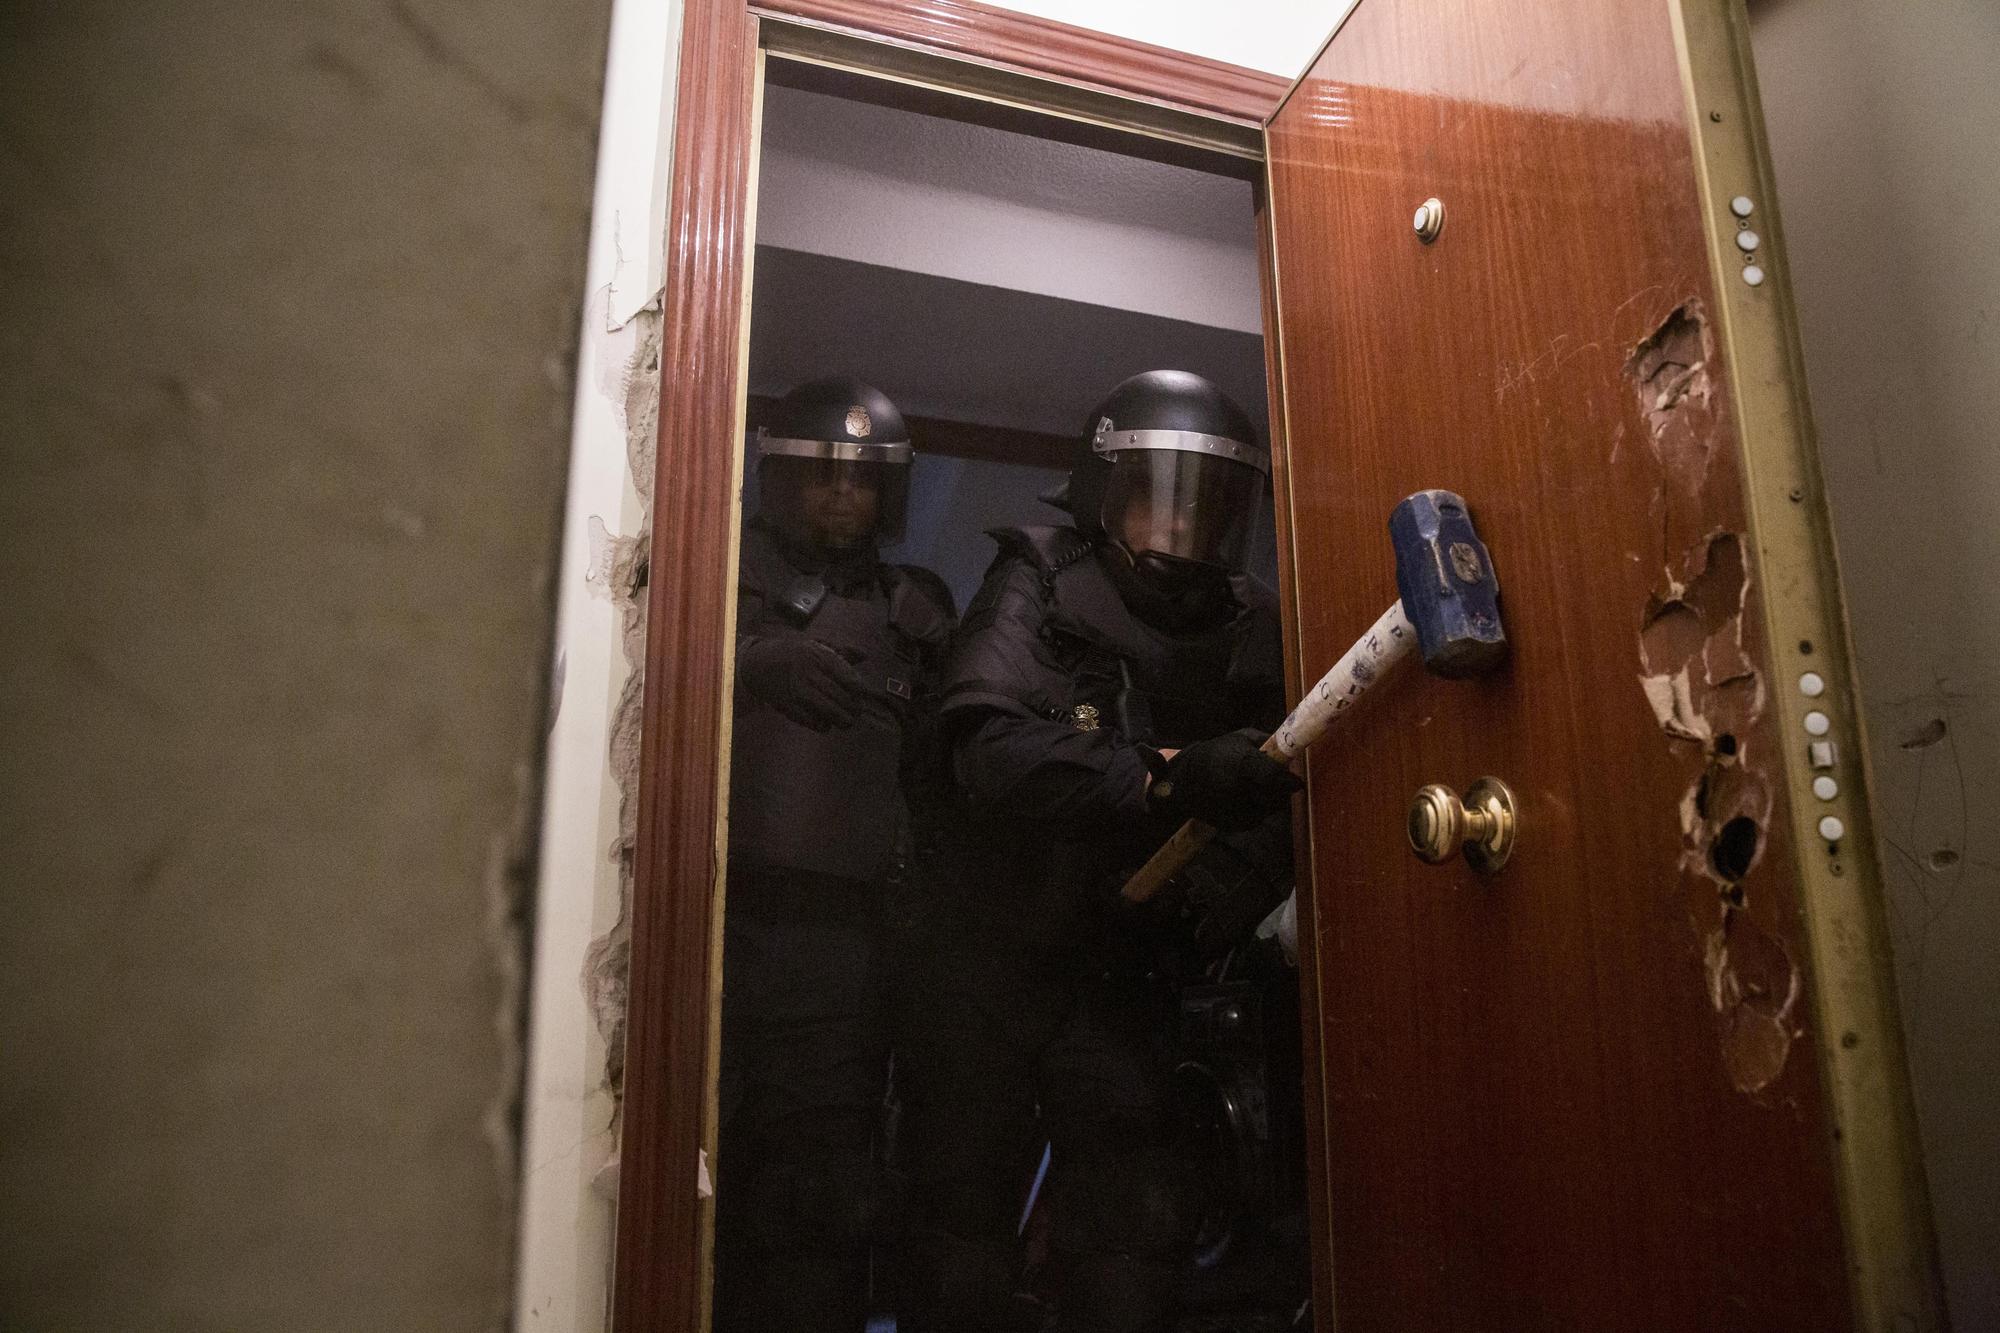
[756,377,913,552]
[1069,370,1268,578]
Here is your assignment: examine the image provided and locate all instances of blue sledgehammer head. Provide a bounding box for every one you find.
[1388,490,1507,679]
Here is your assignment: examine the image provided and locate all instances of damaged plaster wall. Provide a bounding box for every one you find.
[511,0,679,1326]
[512,295,657,1331]
[0,0,610,1328]
[1748,1,2000,1324]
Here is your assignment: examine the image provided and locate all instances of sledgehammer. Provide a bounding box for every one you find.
[1121,489,1507,902]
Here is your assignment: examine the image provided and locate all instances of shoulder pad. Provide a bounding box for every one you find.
[887,563,957,645]
[941,555,1067,722]
[1226,591,1288,718]
[1229,570,1280,616]
[890,563,957,620]
[985,525,1094,580]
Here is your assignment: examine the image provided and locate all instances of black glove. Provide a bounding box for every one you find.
[736,635,868,731]
[1145,727,1302,830]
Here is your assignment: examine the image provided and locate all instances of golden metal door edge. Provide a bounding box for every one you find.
[1667,1,1945,1326]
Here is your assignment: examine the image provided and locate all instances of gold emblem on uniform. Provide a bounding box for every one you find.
[1069,703,1100,732]
[845,406,873,438]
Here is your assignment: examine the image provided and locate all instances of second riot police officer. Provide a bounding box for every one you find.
[714,376,955,1333]
[895,370,1300,1332]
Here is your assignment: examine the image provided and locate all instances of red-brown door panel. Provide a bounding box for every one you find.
[1266,0,1848,1326]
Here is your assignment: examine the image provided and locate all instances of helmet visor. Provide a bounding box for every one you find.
[1099,448,1261,570]
[760,454,909,548]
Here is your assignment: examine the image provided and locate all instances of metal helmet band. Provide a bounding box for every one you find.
[757,429,914,465]
[1090,418,1269,475]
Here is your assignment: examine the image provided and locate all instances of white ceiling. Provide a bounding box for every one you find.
[970,0,1351,77]
[757,83,1264,333]
[748,246,1270,441]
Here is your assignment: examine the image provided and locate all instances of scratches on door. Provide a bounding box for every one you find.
[1624,301,1722,567]
[1638,533,1762,745]
[1637,529,1768,841]
[1626,303,1712,452]
[1705,912,1803,1094]
[1624,299,1799,1095]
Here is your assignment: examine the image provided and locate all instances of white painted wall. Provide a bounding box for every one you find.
[596,0,687,327]
[759,85,1262,331]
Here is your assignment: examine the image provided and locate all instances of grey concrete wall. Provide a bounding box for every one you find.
[1747,2,2000,1325]
[0,1,609,1327]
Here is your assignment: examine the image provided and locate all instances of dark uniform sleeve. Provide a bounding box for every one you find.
[941,555,1154,831]
[951,711,1153,828]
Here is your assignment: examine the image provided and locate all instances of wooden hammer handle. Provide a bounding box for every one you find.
[1120,604,1415,902]
[1119,732,1287,902]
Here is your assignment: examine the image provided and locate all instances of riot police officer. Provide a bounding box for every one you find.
[895,370,1300,1333]
[714,376,955,1333]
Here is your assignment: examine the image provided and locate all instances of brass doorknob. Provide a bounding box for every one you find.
[1407,777,1517,873]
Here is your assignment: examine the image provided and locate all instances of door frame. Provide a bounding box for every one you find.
[617,5,1293,1329]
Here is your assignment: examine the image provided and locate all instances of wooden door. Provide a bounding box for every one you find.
[1261,1,1939,1328]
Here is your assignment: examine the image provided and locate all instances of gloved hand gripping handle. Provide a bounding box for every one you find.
[1120,602,1416,902]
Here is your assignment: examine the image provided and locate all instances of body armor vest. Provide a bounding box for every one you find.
[937,527,1285,950]
[943,526,1285,749]
[728,523,951,884]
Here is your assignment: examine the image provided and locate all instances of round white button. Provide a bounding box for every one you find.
[1736,229,1761,252]
[1819,815,1846,842]
[1742,264,1766,287]
[1799,672,1825,697]
[1804,710,1831,736]
[1813,776,1839,800]
[1730,196,1755,218]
